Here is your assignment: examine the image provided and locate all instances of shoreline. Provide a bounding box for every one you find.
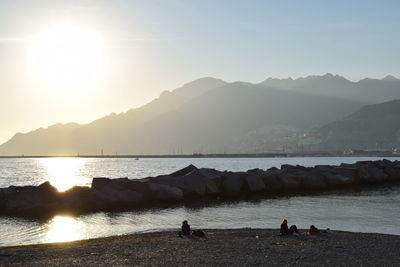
[1,229,399,266]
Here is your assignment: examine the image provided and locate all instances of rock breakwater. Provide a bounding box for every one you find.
[1,159,399,217]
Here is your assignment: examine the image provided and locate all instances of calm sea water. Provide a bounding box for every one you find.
[0,157,399,246]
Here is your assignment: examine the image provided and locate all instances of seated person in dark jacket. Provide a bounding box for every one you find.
[280,219,299,235]
[179,220,191,237]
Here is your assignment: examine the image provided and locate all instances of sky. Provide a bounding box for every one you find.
[0,0,400,144]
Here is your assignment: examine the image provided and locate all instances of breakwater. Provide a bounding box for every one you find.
[1,159,399,217]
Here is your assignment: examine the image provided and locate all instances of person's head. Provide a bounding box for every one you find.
[182,220,188,225]
[282,219,288,224]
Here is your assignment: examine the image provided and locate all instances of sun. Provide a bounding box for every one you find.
[29,22,106,96]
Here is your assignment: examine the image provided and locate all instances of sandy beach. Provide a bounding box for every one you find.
[0,229,399,266]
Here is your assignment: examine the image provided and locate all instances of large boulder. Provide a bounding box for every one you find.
[356,167,389,184]
[126,179,151,196]
[299,169,328,189]
[340,163,356,168]
[354,160,374,167]
[277,168,328,191]
[373,159,392,169]
[150,169,220,198]
[277,171,303,190]
[261,169,284,192]
[281,164,307,171]
[199,168,224,188]
[186,169,221,195]
[221,171,246,195]
[60,186,110,212]
[147,182,183,202]
[0,187,19,211]
[111,178,151,197]
[244,172,266,192]
[320,167,358,186]
[383,166,400,181]
[91,178,143,206]
[3,182,60,215]
[169,164,198,177]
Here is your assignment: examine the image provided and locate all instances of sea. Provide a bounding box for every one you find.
[0,157,399,246]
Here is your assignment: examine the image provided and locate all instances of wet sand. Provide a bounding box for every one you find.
[0,229,399,266]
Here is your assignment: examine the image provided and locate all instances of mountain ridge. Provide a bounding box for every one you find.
[302,99,400,151]
[1,74,399,155]
[260,73,400,103]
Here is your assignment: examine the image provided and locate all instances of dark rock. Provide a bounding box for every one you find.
[199,168,224,188]
[126,179,151,196]
[356,167,388,184]
[147,182,183,202]
[3,182,59,215]
[280,164,295,170]
[247,168,263,173]
[383,167,400,181]
[315,165,334,171]
[277,171,303,190]
[281,164,306,171]
[91,178,143,205]
[244,173,266,192]
[354,161,374,167]
[261,170,284,192]
[340,163,355,168]
[300,169,328,189]
[0,186,18,199]
[169,164,198,177]
[150,169,219,198]
[91,177,111,190]
[221,172,246,195]
[60,186,109,212]
[321,167,358,186]
[374,159,391,169]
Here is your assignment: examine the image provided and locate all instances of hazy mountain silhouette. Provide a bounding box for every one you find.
[0,77,227,156]
[0,75,364,156]
[260,73,400,104]
[303,100,400,151]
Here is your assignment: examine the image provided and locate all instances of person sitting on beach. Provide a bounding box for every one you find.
[280,219,299,235]
[308,225,320,235]
[179,220,191,237]
[307,225,330,235]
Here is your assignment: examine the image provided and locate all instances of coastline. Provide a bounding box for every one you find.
[1,229,399,266]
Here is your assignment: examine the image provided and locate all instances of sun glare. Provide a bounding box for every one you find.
[29,22,106,96]
[40,158,87,192]
[44,216,86,243]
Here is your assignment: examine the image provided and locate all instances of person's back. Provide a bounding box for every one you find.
[280,219,290,235]
[181,220,191,236]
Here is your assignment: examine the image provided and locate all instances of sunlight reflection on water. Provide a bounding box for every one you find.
[39,158,87,191]
[44,216,86,243]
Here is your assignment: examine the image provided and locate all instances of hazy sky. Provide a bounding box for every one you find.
[0,0,400,144]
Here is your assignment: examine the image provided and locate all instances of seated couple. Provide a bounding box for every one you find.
[280,219,330,235]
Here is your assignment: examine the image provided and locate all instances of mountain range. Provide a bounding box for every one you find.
[1,74,399,156]
[261,73,400,104]
[302,99,400,152]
